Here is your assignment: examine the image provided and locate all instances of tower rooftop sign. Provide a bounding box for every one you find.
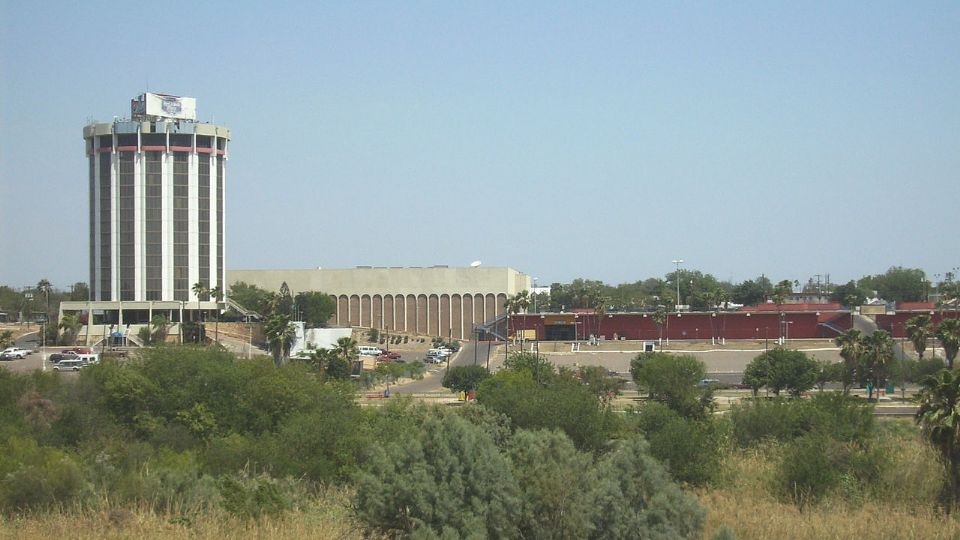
[131,92,197,121]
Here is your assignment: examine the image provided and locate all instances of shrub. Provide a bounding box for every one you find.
[218,470,305,520]
[354,411,520,538]
[589,435,705,538]
[0,438,87,512]
[634,402,729,486]
[730,394,874,448]
[508,430,595,539]
[630,352,713,418]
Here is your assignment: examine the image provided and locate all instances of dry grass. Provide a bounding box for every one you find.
[701,427,960,540]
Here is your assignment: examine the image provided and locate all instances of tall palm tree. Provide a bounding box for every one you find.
[192,282,207,343]
[863,330,894,398]
[36,279,52,321]
[264,314,296,367]
[652,305,667,345]
[209,285,223,345]
[916,369,960,509]
[834,329,864,394]
[150,314,170,345]
[906,315,933,360]
[772,280,793,343]
[937,319,960,370]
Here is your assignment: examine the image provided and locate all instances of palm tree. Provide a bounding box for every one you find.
[863,330,894,399]
[150,314,170,345]
[36,279,52,321]
[906,315,933,360]
[504,291,531,342]
[190,281,207,343]
[58,314,81,345]
[333,336,359,363]
[772,280,793,344]
[209,285,223,345]
[652,305,667,345]
[834,329,864,394]
[916,369,960,509]
[264,314,296,367]
[937,319,960,370]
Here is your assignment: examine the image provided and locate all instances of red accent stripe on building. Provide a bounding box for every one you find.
[141,145,166,151]
[116,146,138,152]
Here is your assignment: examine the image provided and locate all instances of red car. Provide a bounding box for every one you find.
[63,347,94,355]
[377,352,402,362]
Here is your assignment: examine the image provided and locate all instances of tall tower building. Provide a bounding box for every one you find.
[83,93,229,303]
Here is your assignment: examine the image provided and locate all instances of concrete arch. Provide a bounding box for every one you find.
[394,295,406,333]
[383,295,395,331]
[349,295,360,326]
[463,294,474,339]
[338,295,349,326]
[372,295,383,329]
[485,293,496,322]
[474,294,485,325]
[452,294,463,339]
[405,294,416,334]
[428,294,440,336]
[439,294,451,339]
[416,295,428,335]
[328,295,339,326]
[360,295,371,327]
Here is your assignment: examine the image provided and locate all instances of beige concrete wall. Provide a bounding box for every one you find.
[226,266,530,340]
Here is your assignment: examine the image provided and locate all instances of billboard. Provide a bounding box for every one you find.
[131,93,197,121]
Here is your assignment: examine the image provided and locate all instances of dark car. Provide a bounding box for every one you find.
[49,352,79,364]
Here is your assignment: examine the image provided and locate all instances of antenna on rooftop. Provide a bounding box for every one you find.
[470,261,482,267]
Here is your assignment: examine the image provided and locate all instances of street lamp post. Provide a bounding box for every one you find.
[672,259,684,311]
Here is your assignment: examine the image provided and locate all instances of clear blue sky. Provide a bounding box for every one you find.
[2,1,958,291]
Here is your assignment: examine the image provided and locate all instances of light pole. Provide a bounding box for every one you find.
[672,259,683,311]
[533,277,538,314]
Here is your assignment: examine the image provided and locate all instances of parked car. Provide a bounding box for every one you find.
[697,378,722,388]
[53,359,84,371]
[49,352,80,364]
[376,352,402,363]
[0,347,30,359]
[358,346,382,356]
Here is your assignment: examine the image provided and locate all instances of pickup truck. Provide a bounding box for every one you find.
[0,347,31,360]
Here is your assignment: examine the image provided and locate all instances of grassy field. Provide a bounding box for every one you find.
[6,426,957,540]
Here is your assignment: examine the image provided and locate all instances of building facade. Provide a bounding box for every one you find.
[83,93,229,304]
[227,266,531,340]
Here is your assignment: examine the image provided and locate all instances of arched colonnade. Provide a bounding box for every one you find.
[331,293,507,340]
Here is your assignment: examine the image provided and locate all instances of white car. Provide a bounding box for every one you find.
[358,346,383,356]
[0,347,31,360]
[53,359,84,371]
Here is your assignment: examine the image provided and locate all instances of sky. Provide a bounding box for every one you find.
[1,1,958,291]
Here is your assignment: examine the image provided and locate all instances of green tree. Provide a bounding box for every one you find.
[862,330,894,398]
[332,336,358,366]
[634,402,728,486]
[834,329,864,393]
[442,364,490,394]
[57,314,81,345]
[937,319,960,370]
[916,369,960,509]
[292,291,336,328]
[228,281,274,316]
[509,429,596,539]
[589,435,705,539]
[630,352,712,418]
[150,314,170,345]
[859,266,926,302]
[907,315,934,360]
[264,314,296,366]
[830,280,868,306]
[0,331,14,349]
[35,279,52,321]
[68,282,89,302]
[732,276,773,306]
[746,348,818,397]
[354,412,521,538]
[192,281,207,330]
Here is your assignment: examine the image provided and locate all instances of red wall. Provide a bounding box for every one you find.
[875,311,957,337]
[511,311,834,341]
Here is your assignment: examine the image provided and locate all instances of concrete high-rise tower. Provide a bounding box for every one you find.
[83,93,230,303]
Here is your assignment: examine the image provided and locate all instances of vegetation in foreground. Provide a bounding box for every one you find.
[1,346,960,538]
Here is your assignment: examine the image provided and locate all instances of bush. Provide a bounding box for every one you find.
[354,411,521,538]
[218,470,305,520]
[589,435,705,539]
[0,438,87,512]
[634,402,728,486]
[630,352,713,418]
[730,393,874,448]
